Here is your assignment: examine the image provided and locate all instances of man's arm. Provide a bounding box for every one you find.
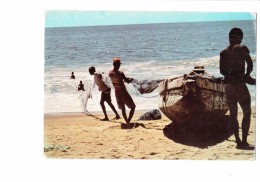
[219,51,229,76]
[121,72,133,83]
[245,54,253,76]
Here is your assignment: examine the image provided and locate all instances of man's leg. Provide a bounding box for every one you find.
[229,101,241,145]
[123,92,136,124]
[100,93,109,121]
[127,105,136,124]
[239,86,251,146]
[105,91,120,119]
[225,85,241,145]
[121,105,128,124]
[240,101,251,146]
[107,101,120,119]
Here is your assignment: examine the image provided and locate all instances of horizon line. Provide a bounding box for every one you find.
[45,19,254,29]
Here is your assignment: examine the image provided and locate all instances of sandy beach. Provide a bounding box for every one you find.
[44,107,255,160]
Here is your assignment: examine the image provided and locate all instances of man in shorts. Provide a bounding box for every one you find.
[219,27,254,149]
[89,66,120,121]
[109,57,136,125]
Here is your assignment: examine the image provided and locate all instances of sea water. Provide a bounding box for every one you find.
[44,20,256,113]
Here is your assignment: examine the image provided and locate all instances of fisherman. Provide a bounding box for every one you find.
[89,66,120,121]
[219,27,254,149]
[78,80,85,91]
[109,57,136,126]
[70,72,75,79]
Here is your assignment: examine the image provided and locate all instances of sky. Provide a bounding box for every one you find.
[45,11,256,28]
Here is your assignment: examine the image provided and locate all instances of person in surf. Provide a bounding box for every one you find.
[78,80,85,91]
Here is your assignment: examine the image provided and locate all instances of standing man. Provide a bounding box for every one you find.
[219,27,254,149]
[109,57,136,126]
[89,66,120,121]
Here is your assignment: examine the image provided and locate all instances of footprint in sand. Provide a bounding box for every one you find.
[149,152,159,155]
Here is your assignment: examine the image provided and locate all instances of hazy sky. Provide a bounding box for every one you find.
[45,11,255,28]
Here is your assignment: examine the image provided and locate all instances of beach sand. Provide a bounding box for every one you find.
[44,107,255,160]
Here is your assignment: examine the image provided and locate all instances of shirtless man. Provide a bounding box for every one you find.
[219,28,254,149]
[89,66,120,121]
[109,57,136,125]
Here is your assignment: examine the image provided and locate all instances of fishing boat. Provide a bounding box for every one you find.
[158,66,228,123]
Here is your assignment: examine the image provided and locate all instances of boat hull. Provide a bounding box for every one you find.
[158,75,228,123]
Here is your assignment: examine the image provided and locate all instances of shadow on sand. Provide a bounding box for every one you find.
[163,115,233,148]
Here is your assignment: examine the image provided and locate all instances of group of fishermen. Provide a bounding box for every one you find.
[71,28,255,149]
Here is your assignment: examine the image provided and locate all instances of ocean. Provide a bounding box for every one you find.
[44,20,256,113]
